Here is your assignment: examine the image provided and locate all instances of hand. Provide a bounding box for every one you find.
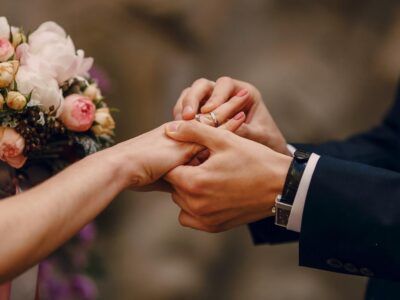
[110,113,246,191]
[164,120,292,233]
[173,77,290,155]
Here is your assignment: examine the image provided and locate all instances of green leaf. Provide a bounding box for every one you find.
[8,26,12,43]
[12,80,18,91]
[26,91,33,102]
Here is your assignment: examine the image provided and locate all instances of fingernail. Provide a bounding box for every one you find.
[167,122,181,133]
[183,106,194,116]
[236,89,249,97]
[233,111,245,120]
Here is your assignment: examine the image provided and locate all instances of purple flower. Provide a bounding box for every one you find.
[71,275,98,300]
[78,223,97,243]
[89,66,111,93]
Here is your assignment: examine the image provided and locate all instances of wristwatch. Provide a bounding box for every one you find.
[273,150,311,228]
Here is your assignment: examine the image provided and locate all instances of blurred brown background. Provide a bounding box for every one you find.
[4,0,400,299]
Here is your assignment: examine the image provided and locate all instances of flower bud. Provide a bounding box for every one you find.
[0,127,27,169]
[6,91,27,110]
[83,83,102,102]
[0,38,14,62]
[92,107,115,136]
[11,31,26,48]
[0,60,19,88]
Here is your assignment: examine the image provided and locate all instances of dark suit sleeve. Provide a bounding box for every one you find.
[249,84,400,245]
[299,155,400,280]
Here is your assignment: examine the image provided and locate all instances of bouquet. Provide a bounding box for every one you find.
[0,17,115,171]
[0,17,116,299]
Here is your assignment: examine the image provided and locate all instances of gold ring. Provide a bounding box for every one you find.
[209,112,219,127]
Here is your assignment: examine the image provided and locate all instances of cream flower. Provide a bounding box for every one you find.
[16,66,63,113]
[6,91,26,110]
[17,21,93,84]
[0,60,18,88]
[83,83,102,102]
[92,107,115,136]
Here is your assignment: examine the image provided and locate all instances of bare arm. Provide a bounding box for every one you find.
[0,113,245,282]
[0,149,123,281]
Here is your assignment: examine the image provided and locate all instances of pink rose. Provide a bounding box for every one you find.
[0,38,14,62]
[60,94,95,132]
[0,127,27,169]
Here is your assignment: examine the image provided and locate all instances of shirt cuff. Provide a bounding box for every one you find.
[286,153,320,232]
[287,144,296,156]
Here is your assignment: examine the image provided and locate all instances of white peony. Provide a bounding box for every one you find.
[17,21,93,84]
[16,66,64,113]
[0,17,10,39]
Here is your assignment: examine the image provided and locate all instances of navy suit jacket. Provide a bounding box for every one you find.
[249,84,400,298]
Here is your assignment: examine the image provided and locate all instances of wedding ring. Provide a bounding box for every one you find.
[195,114,201,122]
[209,112,219,127]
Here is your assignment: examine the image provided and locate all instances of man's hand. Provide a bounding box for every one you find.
[118,112,246,192]
[164,120,292,233]
[173,77,290,155]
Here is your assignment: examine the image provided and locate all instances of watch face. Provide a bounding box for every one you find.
[276,208,291,227]
[274,200,292,228]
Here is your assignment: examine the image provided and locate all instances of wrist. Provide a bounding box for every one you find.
[90,146,132,191]
[273,154,293,196]
[262,153,292,215]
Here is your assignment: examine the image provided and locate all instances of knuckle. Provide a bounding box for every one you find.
[217,76,233,84]
[189,201,208,216]
[181,87,190,96]
[194,77,210,86]
[182,121,198,135]
[178,213,188,227]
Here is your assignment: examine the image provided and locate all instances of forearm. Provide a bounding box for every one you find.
[0,148,125,281]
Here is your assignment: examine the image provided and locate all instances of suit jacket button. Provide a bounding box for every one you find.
[344,263,358,273]
[360,268,374,277]
[327,258,343,269]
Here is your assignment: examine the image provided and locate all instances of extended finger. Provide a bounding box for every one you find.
[211,89,250,125]
[165,120,226,150]
[201,77,237,113]
[219,111,246,132]
[182,79,215,120]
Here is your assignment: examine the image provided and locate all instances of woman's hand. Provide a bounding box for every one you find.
[164,120,292,233]
[173,77,290,155]
[111,112,246,191]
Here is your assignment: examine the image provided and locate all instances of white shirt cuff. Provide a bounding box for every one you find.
[286,153,320,232]
[287,144,297,156]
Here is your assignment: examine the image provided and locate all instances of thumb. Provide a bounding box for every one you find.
[165,120,225,150]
